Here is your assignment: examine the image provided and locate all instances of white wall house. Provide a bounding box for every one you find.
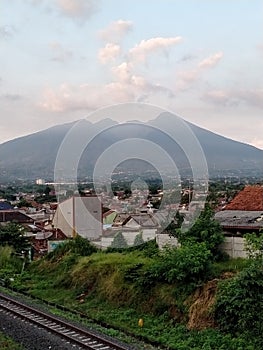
[52,196,102,240]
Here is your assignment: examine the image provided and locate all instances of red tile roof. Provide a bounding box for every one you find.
[226,185,263,211]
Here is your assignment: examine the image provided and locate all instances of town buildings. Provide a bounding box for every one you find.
[1,182,263,258]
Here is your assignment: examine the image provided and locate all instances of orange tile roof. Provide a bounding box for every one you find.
[226,185,263,211]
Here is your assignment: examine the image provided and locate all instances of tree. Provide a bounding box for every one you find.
[17,198,31,208]
[161,210,184,236]
[44,185,52,196]
[175,206,224,260]
[111,232,128,249]
[0,223,30,253]
[134,232,144,246]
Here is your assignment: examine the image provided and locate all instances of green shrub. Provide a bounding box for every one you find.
[244,231,263,259]
[139,243,212,292]
[46,235,97,261]
[0,246,23,278]
[215,261,263,346]
[175,206,224,260]
[164,243,212,285]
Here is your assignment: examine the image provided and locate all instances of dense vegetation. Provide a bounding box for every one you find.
[0,223,29,253]
[0,223,29,285]
[215,260,263,348]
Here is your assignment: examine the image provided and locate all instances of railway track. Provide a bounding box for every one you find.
[0,293,130,350]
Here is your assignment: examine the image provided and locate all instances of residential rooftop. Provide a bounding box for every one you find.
[225,185,263,211]
[215,210,263,230]
[0,210,34,224]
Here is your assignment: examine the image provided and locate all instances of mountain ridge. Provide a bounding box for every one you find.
[0,115,262,181]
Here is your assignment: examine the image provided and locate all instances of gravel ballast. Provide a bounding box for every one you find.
[0,308,78,350]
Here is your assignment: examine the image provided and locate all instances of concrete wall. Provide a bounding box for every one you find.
[99,228,157,249]
[156,233,179,249]
[156,233,248,258]
[99,237,114,249]
[219,236,247,258]
[142,229,156,242]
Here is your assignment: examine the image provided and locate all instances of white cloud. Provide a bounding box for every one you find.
[28,0,98,23]
[40,85,69,112]
[103,82,134,103]
[49,41,73,62]
[99,20,133,42]
[98,43,121,64]
[40,34,180,113]
[39,75,174,113]
[203,90,233,105]
[129,36,182,63]
[175,52,224,91]
[130,75,146,88]
[203,88,263,108]
[198,52,223,69]
[55,0,98,21]
[175,69,199,91]
[111,62,133,82]
[39,82,133,112]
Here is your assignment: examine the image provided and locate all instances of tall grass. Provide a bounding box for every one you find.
[0,246,13,268]
[0,246,23,272]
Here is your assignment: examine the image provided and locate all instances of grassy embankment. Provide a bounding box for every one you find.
[7,236,262,350]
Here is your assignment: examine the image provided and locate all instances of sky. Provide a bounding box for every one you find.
[1,0,263,149]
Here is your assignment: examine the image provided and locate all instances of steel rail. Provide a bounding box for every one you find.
[0,293,130,350]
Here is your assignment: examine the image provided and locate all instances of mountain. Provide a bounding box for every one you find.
[153,113,263,174]
[0,114,262,181]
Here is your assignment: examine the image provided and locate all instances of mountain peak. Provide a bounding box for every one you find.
[0,115,262,181]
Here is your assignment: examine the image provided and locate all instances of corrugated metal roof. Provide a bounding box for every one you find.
[215,210,263,228]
